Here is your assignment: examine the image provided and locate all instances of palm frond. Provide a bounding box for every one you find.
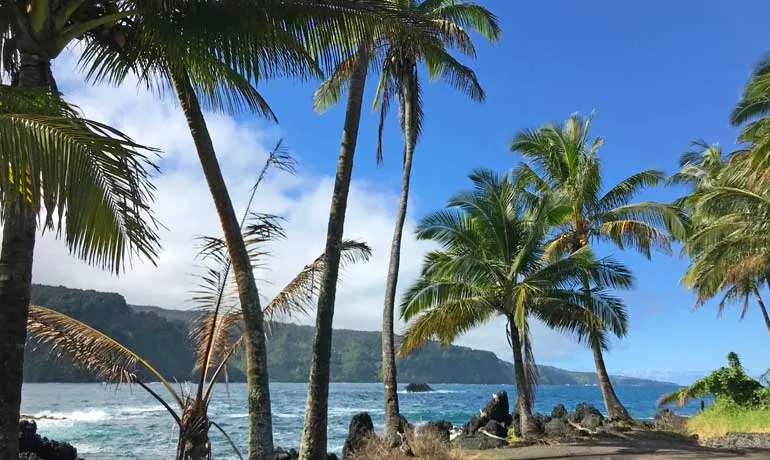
[0,86,161,273]
[27,305,182,408]
[264,239,372,322]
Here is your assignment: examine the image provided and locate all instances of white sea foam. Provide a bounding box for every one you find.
[120,405,166,415]
[29,409,110,423]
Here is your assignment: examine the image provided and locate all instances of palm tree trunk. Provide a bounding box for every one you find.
[170,67,273,460]
[0,52,51,459]
[590,333,630,421]
[176,404,211,460]
[508,318,534,438]
[299,44,369,460]
[382,73,418,448]
[752,287,770,335]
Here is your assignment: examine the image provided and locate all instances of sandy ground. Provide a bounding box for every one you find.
[460,431,770,459]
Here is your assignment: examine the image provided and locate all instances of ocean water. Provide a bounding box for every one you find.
[21,382,697,459]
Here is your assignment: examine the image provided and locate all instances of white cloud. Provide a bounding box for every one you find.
[20,52,584,366]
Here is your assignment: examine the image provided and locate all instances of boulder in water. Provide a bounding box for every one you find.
[342,412,374,459]
[405,383,433,393]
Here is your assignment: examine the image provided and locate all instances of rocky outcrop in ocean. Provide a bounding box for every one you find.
[18,420,82,460]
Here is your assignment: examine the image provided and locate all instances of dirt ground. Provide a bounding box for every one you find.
[460,431,770,459]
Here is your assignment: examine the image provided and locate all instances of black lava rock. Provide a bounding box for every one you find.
[405,383,433,393]
[18,420,80,460]
[481,391,512,426]
[452,434,506,450]
[569,402,604,425]
[462,415,489,435]
[551,403,568,420]
[481,420,507,439]
[342,412,374,459]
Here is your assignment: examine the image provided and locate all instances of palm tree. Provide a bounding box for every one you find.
[26,234,371,460]
[510,113,686,421]
[0,86,160,457]
[371,1,499,445]
[313,1,500,446]
[674,144,770,335]
[70,3,392,458]
[26,151,371,459]
[399,169,632,437]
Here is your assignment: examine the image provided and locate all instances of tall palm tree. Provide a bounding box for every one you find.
[510,113,686,421]
[399,169,632,437]
[313,1,500,446]
[0,86,159,457]
[371,0,499,445]
[69,3,392,458]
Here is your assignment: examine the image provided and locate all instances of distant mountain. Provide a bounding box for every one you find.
[25,284,674,386]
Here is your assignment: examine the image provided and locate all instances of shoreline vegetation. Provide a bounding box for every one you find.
[2,1,770,459]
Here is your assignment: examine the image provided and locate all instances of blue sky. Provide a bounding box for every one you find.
[254,1,770,383]
[40,1,770,386]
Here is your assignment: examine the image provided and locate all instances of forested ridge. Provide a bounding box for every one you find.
[24,284,671,385]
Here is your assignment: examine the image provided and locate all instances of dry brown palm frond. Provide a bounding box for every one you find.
[27,305,182,408]
[191,310,243,373]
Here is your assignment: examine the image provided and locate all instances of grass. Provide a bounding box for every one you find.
[687,406,770,439]
[351,430,463,460]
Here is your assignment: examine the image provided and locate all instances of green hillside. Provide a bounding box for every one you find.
[25,284,672,385]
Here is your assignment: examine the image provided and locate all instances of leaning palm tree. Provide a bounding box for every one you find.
[0,84,160,457]
[677,148,770,336]
[510,113,686,421]
[313,0,500,446]
[399,169,633,437]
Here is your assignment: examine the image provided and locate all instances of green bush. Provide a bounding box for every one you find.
[658,353,766,409]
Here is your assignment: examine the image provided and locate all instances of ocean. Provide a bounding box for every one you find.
[21,382,697,459]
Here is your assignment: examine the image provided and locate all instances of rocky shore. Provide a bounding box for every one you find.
[18,393,770,459]
[18,420,83,460]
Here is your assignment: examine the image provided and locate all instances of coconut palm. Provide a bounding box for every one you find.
[60,2,392,457]
[676,147,770,336]
[510,113,686,421]
[399,169,633,437]
[312,0,500,446]
[731,53,770,171]
[0,84,159,456]
[26,161,372,459]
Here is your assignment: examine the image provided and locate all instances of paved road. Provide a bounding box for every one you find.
[464,432,770,459]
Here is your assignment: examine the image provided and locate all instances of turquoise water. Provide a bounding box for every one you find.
[21,382,696,459]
